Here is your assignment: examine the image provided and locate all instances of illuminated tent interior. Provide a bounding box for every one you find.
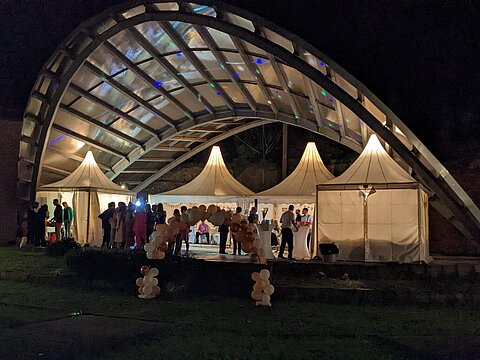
[37,151,135,246]
[149,146,254,213]
[316,135,430,263]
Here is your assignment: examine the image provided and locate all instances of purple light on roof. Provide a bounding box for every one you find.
[48,134,65,146]
[329,98,334,103]
[319,61,325,66]
[256,58,263,65]
[154,81,163,87]
[216,91,221,96]
[275,90,279,94]
[234,73,240,78]
[176,52,182,57]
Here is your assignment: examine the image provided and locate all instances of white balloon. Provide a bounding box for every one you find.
[149,278,158,286]
[144,243,156,252]
[143,284,152,296]
[143,276,153,286]
[264,284,275,295]
[261,294,270,303]
[209,212,224,226]
[146,251,153,259]
[135,278,144,287]
[149,267,159,277]
[259,269,270,280]
[155,251,166,260]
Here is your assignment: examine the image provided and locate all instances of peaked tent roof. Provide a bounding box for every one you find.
[39,151,135,195]
[256,142,335,203]
[151,146,254,203]
[320,134,417,189]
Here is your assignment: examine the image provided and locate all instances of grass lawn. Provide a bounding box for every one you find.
[0,247,479,359]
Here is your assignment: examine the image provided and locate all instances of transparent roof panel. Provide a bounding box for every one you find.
[281,64,306,95]
[312,82,335,109]
[121,5,145,19]
[195,84,227,107]
[268,87,292,113]
[152,2,179,11]
[88,44,126,75]
[128,106,167,130]
[72,65,102,90]
[43,149,84,173]
[170,22,207,48]
[341,106,361,132]
[241,40,266,55]
[334,72,357,98]
[137,60,180,91]
[194,51,229,80]
[190,4,217,17]
[292,94,315,121]
[254,57,280,86]
[135,22,179,54]
[164,53,204,83]
[263,28,294,53]
[244,84,268,105]
[109,118,151,142]
[89,83,137,113]
[69,98,119,125]
[113,68,159,100]
[54,111,135,153]
[206,28,235,49]
[225,13,255,32]
[150,96,185,121]
[108,30,151,63]
[47,129,88,156]
[222,52,255,81]
[217,82,246,104]
[60,88,80,106]
[171,88,206,113]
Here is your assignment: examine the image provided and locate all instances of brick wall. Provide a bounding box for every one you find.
[0,119,22,245]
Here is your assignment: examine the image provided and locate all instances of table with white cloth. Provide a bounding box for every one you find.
[255,224,275,260]
[293,225,311,260]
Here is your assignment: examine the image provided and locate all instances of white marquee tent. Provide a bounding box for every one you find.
[256,142,335,221]
[150,146,254,212]
[37,151,135,246]
[316,135,430,263]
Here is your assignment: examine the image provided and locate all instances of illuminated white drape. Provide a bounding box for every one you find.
[72,190,102,246]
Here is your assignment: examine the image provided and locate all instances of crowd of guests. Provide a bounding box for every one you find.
[26,199,74,247]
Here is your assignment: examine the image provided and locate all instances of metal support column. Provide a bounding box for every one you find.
[282,123,288,180]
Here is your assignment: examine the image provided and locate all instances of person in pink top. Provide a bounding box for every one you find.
[195,220,210,244]
[133,205,148,248]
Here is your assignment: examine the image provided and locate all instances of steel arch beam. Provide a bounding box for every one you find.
[19,0,480,240]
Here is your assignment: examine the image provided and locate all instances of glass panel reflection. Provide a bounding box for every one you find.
[244,84,268,105]
[217,82,246,104]
[128,106,168,130]
[88,45,126,75]
[138,60,180,91]
[281,64,306,95]
[109,118,151,142]
[70,98,118,124]
[150,96,185,120]
[164,53,204,83]
[254,57,280,86]
[72,66,102,90]
[113,68,158,100]
[206,27,235,49]
[108,30,151,63]
[195,84,227,107]
[170,88,206,113]
[170,21,206,48]
[135,22,179,54]
[89,83,137,113]
[194,51,229,80]
[222,52,254,81]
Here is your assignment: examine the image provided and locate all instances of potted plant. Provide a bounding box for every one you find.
[319,243,339,262]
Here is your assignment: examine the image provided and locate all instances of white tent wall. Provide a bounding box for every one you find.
[72,190,102,246]
[257,202,315,223]
[316,187,429,263]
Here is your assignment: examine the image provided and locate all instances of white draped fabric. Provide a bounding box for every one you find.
[293,226,311,260]
[255,227,275,260]
[72,190,102,246]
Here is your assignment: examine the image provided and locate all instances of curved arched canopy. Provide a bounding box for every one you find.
[19,0,480,239]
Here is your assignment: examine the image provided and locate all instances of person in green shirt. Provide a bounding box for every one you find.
[62,202,74,239]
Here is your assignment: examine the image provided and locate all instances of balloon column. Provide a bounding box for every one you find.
[144,224,173,259]
[228,216,266,264]
[136,266,161,299]
[251,269,274,307]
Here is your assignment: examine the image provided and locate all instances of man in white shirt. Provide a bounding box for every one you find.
[300,207,313,249]
[279,205,297,260]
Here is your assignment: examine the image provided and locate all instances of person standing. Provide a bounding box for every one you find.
[124,203,135,248]
[232,206,243,255]
[145,204,155,241]
[300,207,313,249]
[98,202,115,247]
[295,209,302,224]
[177,206,190,256]
[27,202,40,246]
[248,207,258,224]
[62,202,74,239]
[114,202,127,248]
[133,205,148,248]
[218,219,229,254]
[39,204,48,246]
[52,199,63,242]
[169,209,181,254]
[279,205,297,260]
[155,203,166,226]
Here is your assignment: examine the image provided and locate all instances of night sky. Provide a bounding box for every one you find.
[1,0,479,160]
